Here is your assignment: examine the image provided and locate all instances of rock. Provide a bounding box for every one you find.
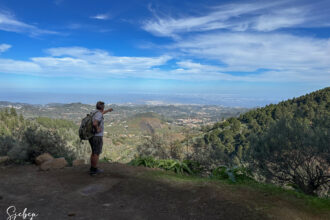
[35,153,54,165]
[40,158,68,171]
[72,159,85,167]
[0,156,9,164]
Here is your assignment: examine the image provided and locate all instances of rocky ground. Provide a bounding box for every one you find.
[0,163,329,220]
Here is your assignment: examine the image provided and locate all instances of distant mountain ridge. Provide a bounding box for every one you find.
[0,101,249,125]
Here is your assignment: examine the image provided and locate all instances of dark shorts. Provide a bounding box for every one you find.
[89,136,103,155]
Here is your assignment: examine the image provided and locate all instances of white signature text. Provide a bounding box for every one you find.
[6,206,38,220]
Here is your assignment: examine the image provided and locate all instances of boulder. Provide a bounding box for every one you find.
[0,156,9,164]
[72,159,85,167]
[35,153,54,165]
[40,157,68,171]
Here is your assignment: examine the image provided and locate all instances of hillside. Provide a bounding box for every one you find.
[0,163,329,220]
[1,88,328,199]
[127,112,165,134]
[194,87,330,165]
[0,109,90,163]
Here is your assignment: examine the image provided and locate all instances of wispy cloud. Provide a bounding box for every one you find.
[143,1,330,37]
[166,32,330,83]
[0,10,58,36]
[173,32,330,72]
[137,0,330,84]
[0,47,172,78]
[90,13,110,20]
[0,43,11,53]
[0,58,41,74]
[0,44,329,84]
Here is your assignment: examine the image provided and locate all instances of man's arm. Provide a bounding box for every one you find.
[102,108,113,115]
[93,111,104,133]
[93,119,101,133]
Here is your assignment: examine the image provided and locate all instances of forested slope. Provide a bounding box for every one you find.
[193,87,329,166]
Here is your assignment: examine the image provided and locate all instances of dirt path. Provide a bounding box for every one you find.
[0,163,328,220]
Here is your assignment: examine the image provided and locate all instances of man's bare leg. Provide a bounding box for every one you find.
[90,153,99,169]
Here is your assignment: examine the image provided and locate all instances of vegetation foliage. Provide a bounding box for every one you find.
[1,87,329,198]
[129,156,197,175]
[248,115,329,196]
[135,87,330,196]
[0,108,89,163]
[187,88,329,195]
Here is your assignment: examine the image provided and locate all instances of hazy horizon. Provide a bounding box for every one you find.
[0,87,326,108]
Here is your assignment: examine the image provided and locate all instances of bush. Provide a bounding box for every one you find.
[248,116,330,196]
[190,137,231,171]
[157,159,193,174]
[129,156,193,174]
[136,135,169,159]
[211,166,254,183]
[0,109,90,164]
[183,160,202,174]
[24,126,76,163]
[7,142,30,162]
[129,156,157,168]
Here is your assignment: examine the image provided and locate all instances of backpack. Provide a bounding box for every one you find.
[79,111,97,140]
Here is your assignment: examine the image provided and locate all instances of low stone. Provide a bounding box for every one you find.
[0,156,9,164]
[72,159,85,167]
[40,157,68,171]
[35,153,54,165]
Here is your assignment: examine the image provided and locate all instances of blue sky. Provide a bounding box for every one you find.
[0,0,329,107]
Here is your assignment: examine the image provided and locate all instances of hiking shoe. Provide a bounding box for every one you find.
[90,168,104,176]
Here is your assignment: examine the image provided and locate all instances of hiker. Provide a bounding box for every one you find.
[89,101,113,175]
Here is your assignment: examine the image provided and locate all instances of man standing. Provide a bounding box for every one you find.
[89,101,113,175]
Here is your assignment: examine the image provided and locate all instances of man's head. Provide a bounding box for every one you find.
[96,101,105,111]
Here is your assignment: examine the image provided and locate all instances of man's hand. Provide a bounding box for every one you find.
[102,108,113,114]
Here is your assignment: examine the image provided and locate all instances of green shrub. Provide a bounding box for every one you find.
[25,126,76,163]
[129,156,157,168]
[183,160,202,174]
[211,166,254,183]
[157,159,193,175]
[129,156,193,174]
[211,166,229,180]
[0,110,88,164]
[248,115,330,196]
[100,156,112,163]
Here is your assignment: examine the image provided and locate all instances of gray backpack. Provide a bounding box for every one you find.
[79,111,97,140]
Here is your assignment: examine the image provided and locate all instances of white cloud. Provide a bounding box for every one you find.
[0,47,172,78]
[0,43,329,83]
[0,44,11,53]
[0,58,42,73]
[173,32,330,73]
[139,0,330,83]
[0,10,58,36]
[90,13,110,20]
[143,1,330,37]
[253,8,306,31]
